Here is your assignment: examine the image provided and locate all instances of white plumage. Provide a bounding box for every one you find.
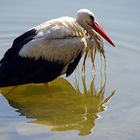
[19,17,88,63]
[0,9,115,87]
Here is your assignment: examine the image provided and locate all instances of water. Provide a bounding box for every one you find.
[0,0,140,140]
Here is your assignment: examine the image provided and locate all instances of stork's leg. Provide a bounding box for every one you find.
[44,82,50,87]
[5,86,18,95]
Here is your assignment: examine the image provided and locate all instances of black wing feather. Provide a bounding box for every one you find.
[0,28,37,63]
[66,51,82,77]
[0,28,65,87]
[0,55,64,87]
[0,28,82,87]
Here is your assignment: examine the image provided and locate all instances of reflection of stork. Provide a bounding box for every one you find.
[0,76,115,136]
[0,9,115,87]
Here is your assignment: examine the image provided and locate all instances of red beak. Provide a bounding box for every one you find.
[92,21,115,47]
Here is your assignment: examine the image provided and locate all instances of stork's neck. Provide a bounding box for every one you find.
[76,18,94,36]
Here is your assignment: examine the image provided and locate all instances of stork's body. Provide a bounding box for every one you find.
[0,9,115,87]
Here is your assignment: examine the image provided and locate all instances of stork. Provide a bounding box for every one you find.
[0,9,115,87]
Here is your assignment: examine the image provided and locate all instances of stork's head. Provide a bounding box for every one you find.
[76,9,115,47]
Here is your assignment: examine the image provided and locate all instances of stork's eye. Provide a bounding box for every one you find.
[89,15,94,21]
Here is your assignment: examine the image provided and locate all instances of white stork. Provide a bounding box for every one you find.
[0,9,115,87]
